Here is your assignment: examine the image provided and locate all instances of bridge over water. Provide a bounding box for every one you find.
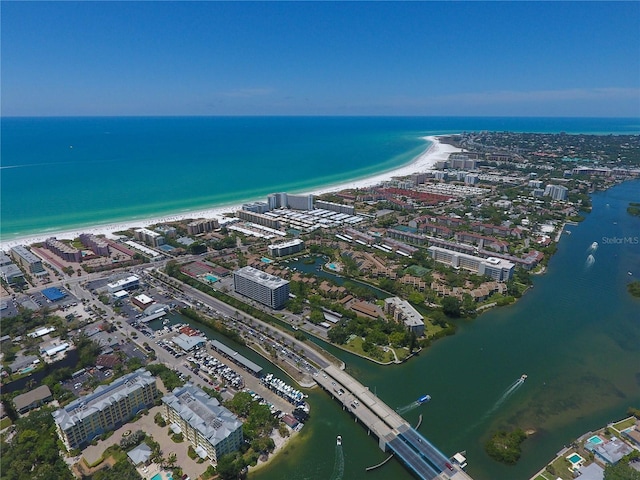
[316,365,473,480]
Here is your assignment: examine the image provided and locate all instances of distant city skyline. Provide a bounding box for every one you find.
[2,1,639,117]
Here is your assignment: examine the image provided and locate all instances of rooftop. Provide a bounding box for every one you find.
[162,384,242,447]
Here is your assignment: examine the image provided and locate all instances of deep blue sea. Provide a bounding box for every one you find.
[2,116,638,240]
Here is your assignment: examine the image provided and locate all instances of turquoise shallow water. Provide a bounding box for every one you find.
[2,116,638,240]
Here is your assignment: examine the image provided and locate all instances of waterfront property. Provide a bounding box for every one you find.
[162,384,243,463]
[52,368,158,450]
[267,238,305,257]
[384,296,425,336]
[233,266,290,309]
[427,246,515,282]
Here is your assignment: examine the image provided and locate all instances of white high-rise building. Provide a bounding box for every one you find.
[233,266,290,309]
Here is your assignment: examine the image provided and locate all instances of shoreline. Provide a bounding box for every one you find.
[0,135,460,251]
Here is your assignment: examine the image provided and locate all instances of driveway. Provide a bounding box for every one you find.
[81,404,208,480]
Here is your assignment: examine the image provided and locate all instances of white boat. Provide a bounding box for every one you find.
[520,374,528,382]
[336,435,342,446]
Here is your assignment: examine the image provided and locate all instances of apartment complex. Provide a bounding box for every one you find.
[162,384,243,463]
[314,200,355,215]
[237,210,282,230]
[134,228,165,247]
[267,239,305,257]
[427,246,515,282]
[544,184,569,201]
[79,233,110,256]
[52,368,157,450]
[45,237,82,262]
[233,266,290,309]
[187,219,219,236]
[384,297,425,336]
[10,245,45,275]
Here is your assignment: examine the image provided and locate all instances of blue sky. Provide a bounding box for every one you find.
[2,1,639,117]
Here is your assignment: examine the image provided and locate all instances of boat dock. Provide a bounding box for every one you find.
[316,365,473,480]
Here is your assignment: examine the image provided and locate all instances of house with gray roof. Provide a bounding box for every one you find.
[162,384,243,463]
[587,437,633,464]
[52,368,157,450]
[127,442,152,466]
[13,385,52,414]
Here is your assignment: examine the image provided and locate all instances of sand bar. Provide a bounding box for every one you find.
[0,135,460,251]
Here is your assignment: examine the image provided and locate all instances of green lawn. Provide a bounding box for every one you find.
[0,417,12,430]
[548,456,574,480]
[343,336,395,363]
[612,416,636,432]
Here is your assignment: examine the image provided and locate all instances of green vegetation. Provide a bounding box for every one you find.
[627,202,640,217]
[0,407,74,480]
[224,391,278,467]
[627,281,640,298]
[145,363,185,391]
[604,459,640,480]
[485,429,527,465]
[178,307,245,345]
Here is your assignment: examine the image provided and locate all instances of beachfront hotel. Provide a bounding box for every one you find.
[427,246,515,282]
[233,266,290,309]
[162,384,243,463]
[52,368,158,450]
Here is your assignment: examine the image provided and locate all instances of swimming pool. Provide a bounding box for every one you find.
[205,274,218,283]
[19,366,35,375]
[261,257,273,263]
[150,473,173,480]
[587,434,603,445]
[567,453,584,466]
[328,263,337,270]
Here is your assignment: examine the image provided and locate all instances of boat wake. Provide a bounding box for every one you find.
[329,438,344,480]
[486,375,526,417]
[584,254,596,270]
[396,401,421,414]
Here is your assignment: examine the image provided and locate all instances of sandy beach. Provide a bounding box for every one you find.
[0,135,460,252]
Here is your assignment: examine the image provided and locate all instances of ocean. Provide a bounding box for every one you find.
[2,116,638,240]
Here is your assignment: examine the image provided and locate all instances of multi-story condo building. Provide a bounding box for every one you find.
[162,384,243,463]
[242,201,270,214]
[134,228,165,247]
[79,233,110,256]
[543,184,569,201]
[267,239,305,257]
[448,153,478,170]
[52,368,157,450]
[45,237,82,262]
[187,219,219,236]
[285,194,314,211]
[314,200,355,215]
[427,246,515,282]
[10,245,46,275]
[384,297,425,336]
[237,211,281,230]
[233,266,290,309]
[267,192,288,210]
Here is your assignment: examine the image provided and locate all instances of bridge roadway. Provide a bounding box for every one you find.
[316,365,473,480]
